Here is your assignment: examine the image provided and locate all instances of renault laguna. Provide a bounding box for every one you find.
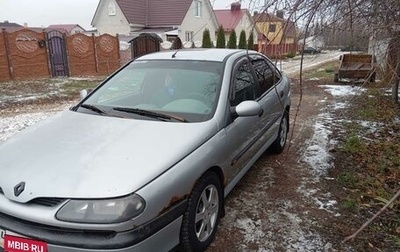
[0,49,291,252]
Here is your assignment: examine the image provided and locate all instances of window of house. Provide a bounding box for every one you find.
[185,31,194,42]
[195,1,202,17]
[269,23,276,33]
[108,2,116,16]
[166,35,178,42]
[231,59,257,106]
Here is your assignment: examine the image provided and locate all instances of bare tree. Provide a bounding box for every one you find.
[247,0,400,102]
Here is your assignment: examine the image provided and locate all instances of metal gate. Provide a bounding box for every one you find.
[130,33,163,59]
[47,30,69,77]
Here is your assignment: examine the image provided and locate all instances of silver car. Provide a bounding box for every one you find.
[0,49,290,252]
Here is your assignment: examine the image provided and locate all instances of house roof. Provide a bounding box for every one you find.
[0,21,24,32]
[214,9,246,32]
[47,24,85,34]
[0,21,23,28]
[253,12,284,23]
[0,26,44,33]
[253,12,296,39]
[117,0,192,27]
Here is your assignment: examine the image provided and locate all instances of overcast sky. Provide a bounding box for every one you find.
[0,0,253,30]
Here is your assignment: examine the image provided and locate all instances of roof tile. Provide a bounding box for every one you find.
[214,9,245,32]
[117,0,192,27]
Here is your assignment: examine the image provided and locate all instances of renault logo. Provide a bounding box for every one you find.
[14,182,25,197]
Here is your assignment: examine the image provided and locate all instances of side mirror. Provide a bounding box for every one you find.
[233,101,263,117]
[79,90,88,100]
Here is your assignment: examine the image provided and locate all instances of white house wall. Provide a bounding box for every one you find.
[93,0,130,35]
[179,0,218,43]
[234,12,257,46]
[71,27,85,34]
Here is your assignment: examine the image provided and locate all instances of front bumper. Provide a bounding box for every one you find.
[0,201,186,251]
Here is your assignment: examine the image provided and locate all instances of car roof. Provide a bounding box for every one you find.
[136,49,257,62]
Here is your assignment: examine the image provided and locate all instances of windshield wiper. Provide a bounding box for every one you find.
[80,104,106,115]
[113,107,188,122]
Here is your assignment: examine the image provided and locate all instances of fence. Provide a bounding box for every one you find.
[0,29,120,81]
[257,43,299,58]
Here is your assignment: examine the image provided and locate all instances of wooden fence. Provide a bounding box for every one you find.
[256,43,299,58]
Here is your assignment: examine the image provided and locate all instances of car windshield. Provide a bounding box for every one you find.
[78,60,223,122]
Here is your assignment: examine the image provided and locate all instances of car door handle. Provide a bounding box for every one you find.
[280,91,284,97]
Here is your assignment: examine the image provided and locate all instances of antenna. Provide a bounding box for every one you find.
[172,50,179,58]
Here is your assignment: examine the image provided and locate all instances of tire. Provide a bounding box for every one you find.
[334,73,339,83]
[270,112,289,154]
[180,172,222,252]
[369,72,376,83]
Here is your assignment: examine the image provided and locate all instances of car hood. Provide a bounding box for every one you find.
[0,110,218,203]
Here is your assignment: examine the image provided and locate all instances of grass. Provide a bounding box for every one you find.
[303,62,337,79]
[342,134,365,153]
[332,82,400,250]
[0,77,104,102]
[59,79,102,97]
[353,89,398,121]
[341,198,358,211]
[337,171,359,188]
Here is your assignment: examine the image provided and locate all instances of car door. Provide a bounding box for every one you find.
[251,54,286,139]
[224,56,280,190]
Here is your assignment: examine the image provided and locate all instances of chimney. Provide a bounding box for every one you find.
[231,2,241,11]
[276,10,284,19]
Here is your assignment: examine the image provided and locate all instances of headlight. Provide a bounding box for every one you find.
[56,194,145,224]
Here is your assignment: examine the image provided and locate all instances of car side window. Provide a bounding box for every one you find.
[231,59,257,106]
[251,56,280,95]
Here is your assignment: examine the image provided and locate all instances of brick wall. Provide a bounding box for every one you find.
[1,29,50,81]
[66,34,97,76]
[0,32,9,81]
[0,29,121,81]
[95,34,120,75]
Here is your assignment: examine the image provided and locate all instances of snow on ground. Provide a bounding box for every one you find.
[322,84,366,96]
[0,104,72,142]
[0,112,56,142]
[281,51,342,76]
[297,84,368,218]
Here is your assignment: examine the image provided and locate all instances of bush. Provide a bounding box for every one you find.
[202,28,212,48]
[286,51,296,58]
[227,30,237,49]
[216,25,226,48]
[247,32,254,50]
[238,30,246,49]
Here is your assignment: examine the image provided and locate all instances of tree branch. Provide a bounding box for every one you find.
[343,188,400,243]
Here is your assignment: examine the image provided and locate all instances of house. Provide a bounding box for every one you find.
[46,24,86,35]
[91,0,219,44]
[253,10,296,45]
[0,21,45,33]
[0,21,23,32]
[214,2,258,47]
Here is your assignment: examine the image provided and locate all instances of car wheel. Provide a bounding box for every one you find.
[270,112,289,153]
[180,171,222,252]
